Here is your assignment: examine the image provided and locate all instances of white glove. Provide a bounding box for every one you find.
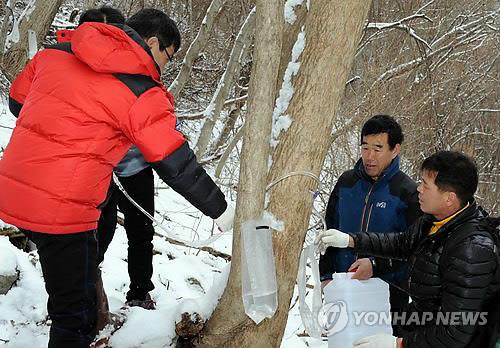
[214,204,235,232]
[352,334,398,348]
[314,228,350,254]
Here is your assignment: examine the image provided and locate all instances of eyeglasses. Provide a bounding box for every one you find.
[164,48,173,62]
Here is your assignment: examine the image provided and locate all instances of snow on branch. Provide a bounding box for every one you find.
[357,1,434,56]
[430,8,499,48]
[374,9,499,83]
[366,13,433,49]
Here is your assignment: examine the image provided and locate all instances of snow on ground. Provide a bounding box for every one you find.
[0,99,15,155]
[0,101,327,347]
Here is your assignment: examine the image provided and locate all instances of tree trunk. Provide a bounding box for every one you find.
[0,3,12,55]
[0,0,64,80]
[229,0,283,250]
[201,1,371,347]
[194,8,255,158]
[168,0,227,98]
[214,124,244,178]
[209,92,244,156]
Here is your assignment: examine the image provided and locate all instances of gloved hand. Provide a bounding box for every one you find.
[214,204,235,232]
[314,228,350,254]
[352,334,398,348]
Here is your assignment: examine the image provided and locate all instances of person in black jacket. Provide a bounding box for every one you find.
[316,151,500,348]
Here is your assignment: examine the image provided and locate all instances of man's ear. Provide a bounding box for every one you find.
[392,143,401,159]
[447,191,460,206]
[145,36,159,49]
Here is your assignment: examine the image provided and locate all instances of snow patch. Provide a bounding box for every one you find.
[284,0,305,25]
[271,28,306,148]
[0,237,48,346]
[0,243,17,276]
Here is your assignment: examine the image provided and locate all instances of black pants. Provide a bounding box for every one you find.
[22,229,98,348]
[390,284,410,336]
[97,167,155,301]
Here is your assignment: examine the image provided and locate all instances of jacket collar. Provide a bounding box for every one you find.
[424,200,480,239]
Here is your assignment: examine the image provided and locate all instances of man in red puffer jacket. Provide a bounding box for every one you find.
[0,8,233,347]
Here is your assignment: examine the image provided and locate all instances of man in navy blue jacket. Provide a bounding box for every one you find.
[319,115,421,335]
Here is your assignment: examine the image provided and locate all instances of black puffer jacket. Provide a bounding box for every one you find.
[354,202,500,348]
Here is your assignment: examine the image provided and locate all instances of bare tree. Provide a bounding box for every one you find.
[168,0,227,99]
[227,0,284,331]
[201,1,372,346]
[194,7,255,158]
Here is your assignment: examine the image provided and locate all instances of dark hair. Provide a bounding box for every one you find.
[78,6,125,26]
[126,9,181,52]
[421,151,478,206]
[361,115,404,149]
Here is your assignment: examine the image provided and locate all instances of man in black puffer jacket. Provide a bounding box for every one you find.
[316,151,500,348]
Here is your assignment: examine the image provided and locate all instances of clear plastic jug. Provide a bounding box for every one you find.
[322,272,393,347]
[241,219,278,324]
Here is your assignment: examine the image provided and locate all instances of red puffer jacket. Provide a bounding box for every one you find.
[0,23,185,233]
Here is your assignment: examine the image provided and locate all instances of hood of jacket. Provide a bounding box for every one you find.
[60,23,161,80]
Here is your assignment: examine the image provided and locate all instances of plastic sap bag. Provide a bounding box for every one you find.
[297,245,323,338]
[322,273,392,347]
[241,219,278,324]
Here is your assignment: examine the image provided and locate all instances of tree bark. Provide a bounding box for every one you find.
[207,49,250,157]
[201,1,371,346]
[0,0,64,80]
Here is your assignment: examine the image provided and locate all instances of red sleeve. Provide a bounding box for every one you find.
[121,87,186,162]
[9,53,38,104]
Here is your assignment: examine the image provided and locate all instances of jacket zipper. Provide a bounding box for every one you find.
[359,184,375,233]
[407,223,439,289]
[356,184,375,261]
[365,204,374,233]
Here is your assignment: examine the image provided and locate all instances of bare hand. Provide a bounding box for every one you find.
[321,279,332,290]
[349,258,373,280]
